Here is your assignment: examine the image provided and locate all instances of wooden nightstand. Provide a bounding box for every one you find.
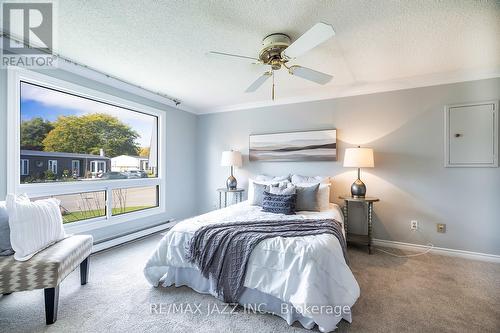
[217,188,244,209]
[339,196,379,254]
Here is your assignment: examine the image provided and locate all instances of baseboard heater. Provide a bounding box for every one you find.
[91,221,175,253]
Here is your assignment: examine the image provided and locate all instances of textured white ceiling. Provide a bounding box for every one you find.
[56,0,500,113]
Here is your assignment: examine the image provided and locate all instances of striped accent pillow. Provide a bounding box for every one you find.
[261,191,296,215]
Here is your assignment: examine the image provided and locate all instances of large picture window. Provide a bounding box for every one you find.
[19,81,158,183]
[8,68,165,230]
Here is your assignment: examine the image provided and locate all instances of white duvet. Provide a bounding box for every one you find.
[144,201,360,332]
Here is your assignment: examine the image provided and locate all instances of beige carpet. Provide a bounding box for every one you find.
[0,234,498,333]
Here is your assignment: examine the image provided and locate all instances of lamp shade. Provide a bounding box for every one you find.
[220,150,242,167]
[343,147,374,168]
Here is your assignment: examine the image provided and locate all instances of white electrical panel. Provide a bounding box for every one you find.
[444,101,498,167]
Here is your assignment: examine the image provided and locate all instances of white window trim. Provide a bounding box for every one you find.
[48,160,58,174]
[90,160,106,174]
[72,160,80,175]
[20,159,29,176]
[7,67,167,233]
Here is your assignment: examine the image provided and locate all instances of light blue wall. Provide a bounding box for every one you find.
[0,67,198,242]
[196,78,500,255]
[2,65,499,255]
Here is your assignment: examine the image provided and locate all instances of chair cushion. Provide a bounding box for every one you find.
[0,235,92,294]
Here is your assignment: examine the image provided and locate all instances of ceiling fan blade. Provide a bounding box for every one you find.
[282,22,335,59]
[288,65,332,85]
[207,51,259,62]
[245,72,272,92]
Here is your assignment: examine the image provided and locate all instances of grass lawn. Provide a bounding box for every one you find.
[63,206,154,223]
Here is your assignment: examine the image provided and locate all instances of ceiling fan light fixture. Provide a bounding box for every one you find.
[258,33,291,67]
[207,21,336,99]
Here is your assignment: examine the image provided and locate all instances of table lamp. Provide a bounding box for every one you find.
[220,150,242,190]
[343,146,374,198]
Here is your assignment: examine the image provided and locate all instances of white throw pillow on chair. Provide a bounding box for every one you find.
[6,194,67,261]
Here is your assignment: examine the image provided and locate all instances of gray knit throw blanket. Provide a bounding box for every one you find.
[185,219,347,303]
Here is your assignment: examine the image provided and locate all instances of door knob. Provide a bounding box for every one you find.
[454,133,462,138]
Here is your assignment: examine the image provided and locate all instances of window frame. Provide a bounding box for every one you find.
[71,160,80,175]
[7,67,167,233]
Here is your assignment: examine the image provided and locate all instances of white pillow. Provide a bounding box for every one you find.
[269,184,296,195]
[6,194,67,261]
[294,183,331,211]
[291,174,330,185]
[254,174,290,182]
[248,178,290,203]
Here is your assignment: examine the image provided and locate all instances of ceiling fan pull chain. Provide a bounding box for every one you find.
[272,71,275,100]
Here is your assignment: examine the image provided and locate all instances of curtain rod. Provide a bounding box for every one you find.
[1,32,182,106]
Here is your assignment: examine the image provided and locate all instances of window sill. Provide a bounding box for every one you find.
[64,206,169,234]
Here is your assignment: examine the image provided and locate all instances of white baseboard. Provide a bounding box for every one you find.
[92,222,174,253]
[372,239,500,263]
[90,227,500,263]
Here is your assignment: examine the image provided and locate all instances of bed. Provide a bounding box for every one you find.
[144,201,360,332]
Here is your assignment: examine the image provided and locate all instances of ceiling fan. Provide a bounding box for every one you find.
[208,22,335,100]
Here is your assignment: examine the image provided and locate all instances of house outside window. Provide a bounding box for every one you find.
[7,68,166,232]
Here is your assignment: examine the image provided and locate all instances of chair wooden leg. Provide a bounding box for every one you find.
[80,256,90,285]
[44,286,59,325]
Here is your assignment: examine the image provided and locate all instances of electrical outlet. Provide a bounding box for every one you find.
[410,220,418,231]
[437,223,446,233]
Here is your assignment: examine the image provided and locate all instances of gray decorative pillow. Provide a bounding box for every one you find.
[262,192,296,215]
[251,183,282,206]
[295,184,320,212]
[269,184,296,195]
[0,201,14,256]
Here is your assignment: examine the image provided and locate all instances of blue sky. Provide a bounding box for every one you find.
[21,82,156,147]
[21,99,81,122]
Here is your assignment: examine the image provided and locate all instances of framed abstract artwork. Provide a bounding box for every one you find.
[249,129,337,162]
